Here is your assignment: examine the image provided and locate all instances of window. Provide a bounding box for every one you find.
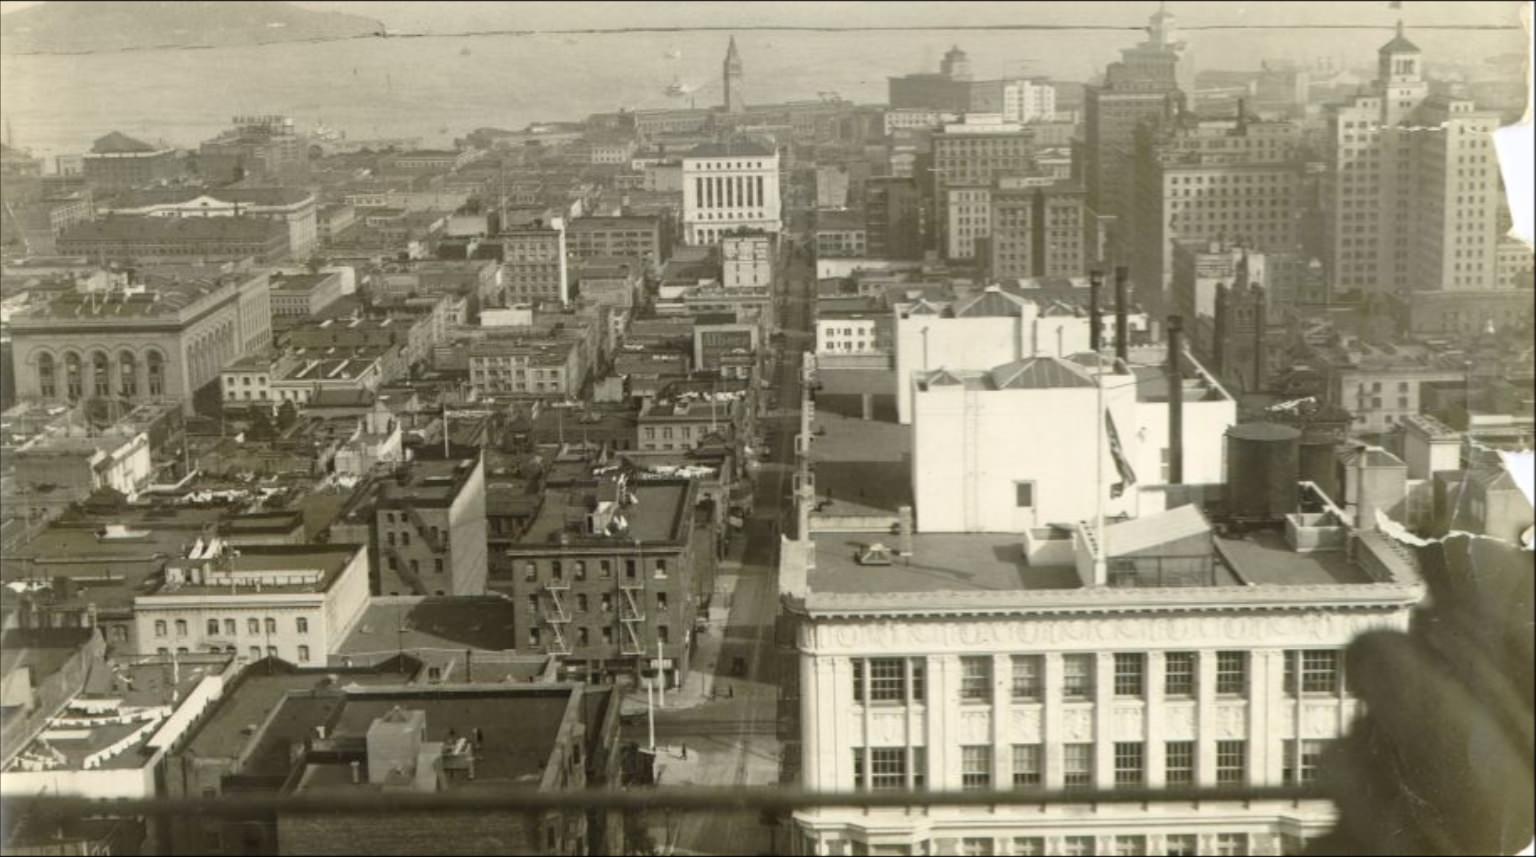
[960,839,994,856]
[249,646,261,659]
[1164,834,1198,856]
[552,560,563,580]
[868,658,907,703]
[852,658,865,703]
[1215,834,1249,856]
[1114,742,1144,788]
[1011,744,1041,787]
[852,748,865,790]
[1165,741,1195,785]
[1114,653,1145,698]
[154,620,167,637]
[529,627,541,647]
[655,559,668,578]
[961,746,992,790]
[1013,839,1045,856]
[1283,739,1327,784]
[600,560,612,578]
[625,559,637,579]
[296,617,308,634]
[1063,654,1094,700]
[658,625,670,644]
[1216,651,1247,696]
[297,645,310,663]
[265,618,277,635]
[869,747,907,790]
[574,561,587,581]
[1063,744,1094,790]
[577,627,590,646]
[523,561,539,582]
[1010,655,1042,701]
[1114,837,1147,856]
[960,656,991,703]
[912,660,926,703]
[266,646,277,657]
[1216,740,1247,787]
[1288,650,1341,694]
[1164,652,1196,697]
[1014,481,1034,507]
[224,619,236,636]
[175,619,187,637]
[435,558,444,574]
[1062,836,1096,856]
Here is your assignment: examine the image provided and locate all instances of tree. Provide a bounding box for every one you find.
[276,400,298,431]
[247,408,275,440]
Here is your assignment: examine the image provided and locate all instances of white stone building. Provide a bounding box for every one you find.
[780,504,1423,856]
[133,542,371,666]
[682,141,782,245]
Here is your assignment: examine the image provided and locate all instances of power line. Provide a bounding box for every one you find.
[4,22,1521,58]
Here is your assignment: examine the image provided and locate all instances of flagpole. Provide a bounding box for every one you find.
[1095,348,1107,586]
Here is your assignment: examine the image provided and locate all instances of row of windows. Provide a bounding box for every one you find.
[853,651,1344,705]
[155,644,309,662]
[153,616,306,637]
[526,623,669,647]
[521,557,667,581]
[947,832,1258,856]
[528,591,668,613]
[854,738,1280,794]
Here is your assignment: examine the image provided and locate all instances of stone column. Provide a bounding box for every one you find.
[992,653,1009,787]
[1197,650,1219,786]
[1042,652,1063,789]
[1094,653,1114,788]
[1146,650,1167,788]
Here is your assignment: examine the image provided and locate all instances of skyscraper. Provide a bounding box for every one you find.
[1324,22,1503,296]
[723,36,745,113]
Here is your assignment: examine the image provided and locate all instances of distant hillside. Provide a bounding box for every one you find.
[1,1,385,54]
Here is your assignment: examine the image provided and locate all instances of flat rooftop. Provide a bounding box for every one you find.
[1217,529,1374,586]
[146,544,363,597]
[810,532,1082,595]
[336,598,518,657]
[517,480,689,547]
[808,407,912,515]
[291,689,576,791]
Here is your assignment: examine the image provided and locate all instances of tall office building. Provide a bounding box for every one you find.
[1132,111,1304,308]
[989,177,1088,280]
[1324,22,1503,296]
[681,140,781,245]
[931,116,1035,259]
[1083,4,1188,269]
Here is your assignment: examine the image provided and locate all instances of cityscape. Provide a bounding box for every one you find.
[0,2,1532,856]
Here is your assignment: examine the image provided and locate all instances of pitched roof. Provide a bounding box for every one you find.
[923,368,966,386]
[988,356,1096,390]
[1379,21,1420,54]
[90,131,159,154]
[1106,504,1211,557]
[954,287,1028,318]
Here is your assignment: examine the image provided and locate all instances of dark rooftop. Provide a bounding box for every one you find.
[809,533,1082,594]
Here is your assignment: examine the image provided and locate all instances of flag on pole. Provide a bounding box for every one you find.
[1105,408,1137,498]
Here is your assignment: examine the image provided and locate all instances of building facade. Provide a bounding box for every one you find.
[8,268,273,414]
[371,456,489,597]
[681,142,782,245]
[989,178,1088,280]
[501,220,570,305]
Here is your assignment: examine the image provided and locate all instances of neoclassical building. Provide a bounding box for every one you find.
[8,267,272,414]
[780,502,1422,856]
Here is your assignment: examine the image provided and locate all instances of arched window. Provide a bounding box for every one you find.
[92,351,110,398]
[119,351,138,397]
[64,352,83,401]
[146,351,165,397]
[37,352,56,399]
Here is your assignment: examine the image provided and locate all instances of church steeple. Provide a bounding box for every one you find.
[723,36,745,113]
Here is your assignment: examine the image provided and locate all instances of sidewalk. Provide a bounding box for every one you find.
[621,599,731,715]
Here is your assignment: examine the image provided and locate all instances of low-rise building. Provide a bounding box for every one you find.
[813,210,868,259]
[56,215,289,264]
[468,334,586,399]
[101,186,319,259]
[133,542,371,665]
[81,131,182,190]
[357,456,489,597]
[637,393,744,453]
[269,269,346,318]
[693,320,759,375]
[497,475,704,687]
[567,214,665,268]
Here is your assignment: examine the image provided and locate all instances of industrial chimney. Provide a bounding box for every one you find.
[1088,269,1103,354]
[1113,266,1130,367]
[1251,284,1267,393]
[1212,283,1227,376]
[1167,314,1185,485]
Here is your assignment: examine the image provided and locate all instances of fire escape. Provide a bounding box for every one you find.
[542,578,572,655]
[618,583,646,656]
[385,546,428,595]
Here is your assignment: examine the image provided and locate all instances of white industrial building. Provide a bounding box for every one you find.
[911,347,1235,533]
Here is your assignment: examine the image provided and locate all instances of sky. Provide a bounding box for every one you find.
[0,0,1528,30]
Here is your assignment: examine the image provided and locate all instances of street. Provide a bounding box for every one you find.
[625,230,815,856]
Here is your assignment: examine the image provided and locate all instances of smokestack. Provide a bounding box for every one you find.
[1088,269,1103,353]
[1212,284,1227,376]
[1251,285,1267,393]
[1113,265,1130,367]
[897,505,914,562]
[1167,315,1185,485]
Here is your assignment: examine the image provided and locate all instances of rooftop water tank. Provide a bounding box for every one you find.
[1225,422,1301,521]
